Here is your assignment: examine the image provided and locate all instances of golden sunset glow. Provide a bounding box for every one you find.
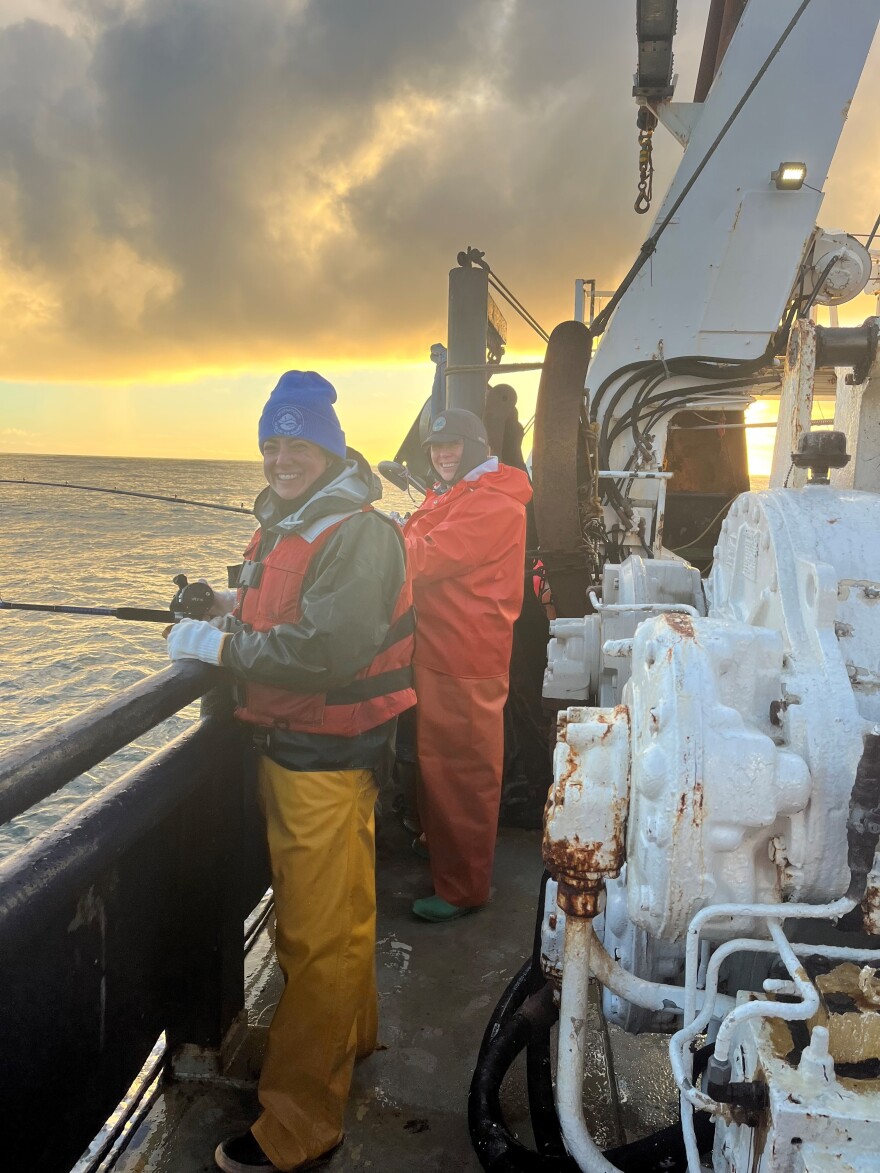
[0,1,878,467]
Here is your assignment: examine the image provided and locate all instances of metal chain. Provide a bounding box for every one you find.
[634,109,657,215]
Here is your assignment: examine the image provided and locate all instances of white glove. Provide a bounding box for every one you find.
[166,618,228,665]
[198,580,238,618]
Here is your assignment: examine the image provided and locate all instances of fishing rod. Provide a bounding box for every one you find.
[0,576,215,625]
[0,600,176,623]
[0,478,253,515]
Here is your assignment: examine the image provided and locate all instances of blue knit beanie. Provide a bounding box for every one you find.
[258,371,346,457]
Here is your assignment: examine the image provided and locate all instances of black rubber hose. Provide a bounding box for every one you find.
[470,981,577,1172]
[470,968,715,1173]
[525,984,715,1166]
[476,958,534,1069]
[526,1030,567,1158]
[526,873,569,1156]
[472,866,716,1171]
[528,872,552,991]
[474,870,549,1101]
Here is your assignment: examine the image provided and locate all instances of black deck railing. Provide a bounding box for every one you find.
[0,664,269,1173]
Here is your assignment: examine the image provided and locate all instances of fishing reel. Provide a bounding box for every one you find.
[169,574,214,621]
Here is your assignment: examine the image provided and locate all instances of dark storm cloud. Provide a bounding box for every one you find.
[0,0,701,375]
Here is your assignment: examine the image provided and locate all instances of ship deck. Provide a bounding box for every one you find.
[110,811,677,1173]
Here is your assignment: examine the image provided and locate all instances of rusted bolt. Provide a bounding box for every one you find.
[556,881,602,918]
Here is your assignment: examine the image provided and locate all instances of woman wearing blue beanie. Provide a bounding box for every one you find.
[256,370,348,460]
[166,371,416,1172]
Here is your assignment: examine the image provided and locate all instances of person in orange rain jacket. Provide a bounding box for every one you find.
[403,407,532,923]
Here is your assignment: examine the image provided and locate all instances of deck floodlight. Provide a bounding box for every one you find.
[771,162,807,190]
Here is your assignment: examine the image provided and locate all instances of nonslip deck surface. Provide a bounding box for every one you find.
[112,814,677,1172]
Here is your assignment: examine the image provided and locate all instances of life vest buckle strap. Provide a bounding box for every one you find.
[326,666,414,706]
[235,561,264,589]
[251,726,273,754]
[377,607,415,654]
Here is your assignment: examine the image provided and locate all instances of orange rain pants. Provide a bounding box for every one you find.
[414,664,509,908]
[252,759,378,1171]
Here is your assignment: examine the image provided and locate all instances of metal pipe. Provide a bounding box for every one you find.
[601,640,634,659]
[588,591,699,616]
[682,896,856,1026]
[447,264,490,415]
[671,933,880,1108]
[557,917,623,1172]
[711,920,818,1064]
[671,928,880,1173]
[598,470,674,479]
[668,418,834,431]
[444,361,544,375]
[588,925,734,1016]
[575,279,586,324]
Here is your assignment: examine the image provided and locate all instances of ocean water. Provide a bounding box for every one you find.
[0,453,416,856]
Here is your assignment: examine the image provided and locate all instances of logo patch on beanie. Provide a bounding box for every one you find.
[272,406,305,437]
[432,416,446,432]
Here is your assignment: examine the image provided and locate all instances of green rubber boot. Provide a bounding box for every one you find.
[411,894,478,923]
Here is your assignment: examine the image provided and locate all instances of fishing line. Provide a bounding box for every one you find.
[0,478,253,515]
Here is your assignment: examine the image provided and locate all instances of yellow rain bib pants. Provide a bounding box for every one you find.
[251,759,379,1170]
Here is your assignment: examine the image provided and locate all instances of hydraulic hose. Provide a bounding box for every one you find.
[526,872,569,1157]
[476,958,534,1068]
[469,875,716,1172]
[469,967,715,1172]
[527,1029,568,1158]
[470,981,575,1172]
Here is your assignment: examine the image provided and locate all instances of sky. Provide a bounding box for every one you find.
[0,0,878,465]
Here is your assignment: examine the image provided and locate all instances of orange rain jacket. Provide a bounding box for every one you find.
[403,462,533,678]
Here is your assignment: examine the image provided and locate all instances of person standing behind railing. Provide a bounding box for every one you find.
[404,408,531,923]
[164,370,415,1173]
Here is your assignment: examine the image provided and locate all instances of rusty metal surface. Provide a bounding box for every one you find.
[531,320,593,618]
[543,705,631,915]
[625,611,813,941]
[864,867,880,935]
[812,963,880,1068]
[716,962,880,1171]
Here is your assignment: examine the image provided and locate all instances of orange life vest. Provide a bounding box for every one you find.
[233,511,415,737]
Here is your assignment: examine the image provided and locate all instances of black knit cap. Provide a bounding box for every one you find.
[422,408,490,483]
[422,408,488,447]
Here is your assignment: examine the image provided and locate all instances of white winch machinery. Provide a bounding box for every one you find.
[534,2,880,1171]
